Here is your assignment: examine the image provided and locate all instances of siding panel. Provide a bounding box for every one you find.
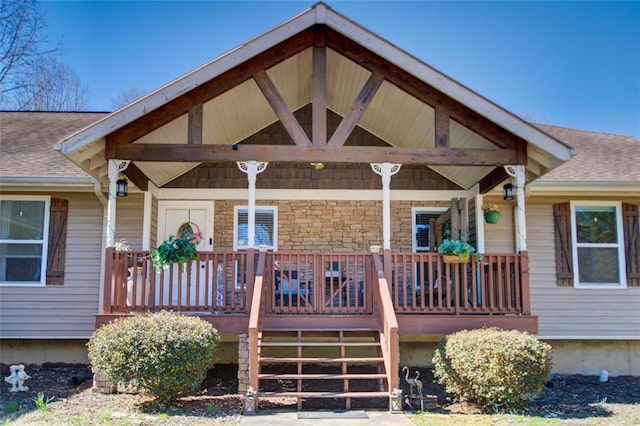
[0,193,103,339]
[527,203,640,339]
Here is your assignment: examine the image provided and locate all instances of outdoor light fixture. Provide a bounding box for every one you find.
[502,182,514,200]
[116,178,128,197]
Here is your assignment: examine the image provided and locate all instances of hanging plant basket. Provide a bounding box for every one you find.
[484,211,500,224]
[442,255,470,264]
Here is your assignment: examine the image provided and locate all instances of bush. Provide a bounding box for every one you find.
[432,327,552,410]
[87,312,219,403]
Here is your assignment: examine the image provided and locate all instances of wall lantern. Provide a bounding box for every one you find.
[116,178,128,197]
[502,182,514,201]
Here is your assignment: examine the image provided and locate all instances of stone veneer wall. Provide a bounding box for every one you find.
[213,199,450,252]
[237,333,249,393]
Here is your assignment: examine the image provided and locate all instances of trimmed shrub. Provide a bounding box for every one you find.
[87,311,219,403]
[432,327,552,410]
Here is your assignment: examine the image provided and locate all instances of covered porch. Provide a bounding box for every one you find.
[54,4,575,410]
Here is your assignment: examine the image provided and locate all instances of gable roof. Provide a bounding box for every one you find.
[0,111,108,188]
[53,2,574,190]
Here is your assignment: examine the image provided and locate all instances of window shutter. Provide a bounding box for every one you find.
[622,203,640,287]
[553,202,573,286]
[46,198,68,286]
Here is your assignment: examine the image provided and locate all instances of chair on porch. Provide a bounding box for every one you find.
[274,266,308,306]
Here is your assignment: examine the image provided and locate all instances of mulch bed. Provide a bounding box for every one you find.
[1,363,638,419]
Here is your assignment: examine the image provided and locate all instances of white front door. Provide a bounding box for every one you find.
[157,201,214,250]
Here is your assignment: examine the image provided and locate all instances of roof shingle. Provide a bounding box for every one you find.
[0,111,107,180]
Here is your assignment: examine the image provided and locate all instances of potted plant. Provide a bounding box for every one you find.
[483,203,501,224]
[151,233,200,270]
[437,237,475,263]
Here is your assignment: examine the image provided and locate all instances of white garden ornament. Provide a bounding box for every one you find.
[4,364,30,392]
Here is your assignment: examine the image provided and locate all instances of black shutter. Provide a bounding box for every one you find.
[622,203,640,287]
[553,202,573,287]
[46,198,68,286]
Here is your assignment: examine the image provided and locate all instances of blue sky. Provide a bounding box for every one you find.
[42,1,640,137]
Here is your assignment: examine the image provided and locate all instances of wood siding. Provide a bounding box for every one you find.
[483,199,514,253]
[0,193,103,338]
[527,202,640,339]
[0,192,146,339]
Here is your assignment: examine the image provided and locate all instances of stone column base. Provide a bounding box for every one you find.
[92,371,117,394]
[237,333,249,393]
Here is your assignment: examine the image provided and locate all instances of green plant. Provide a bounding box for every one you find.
[483,203,500,214]
[87,311,219,403]
[432,327,552,411]
[33,392,54,411]
[437,237,476,259]
[150,234,200,269]
[114,238,130,252]
[3,402,19,414]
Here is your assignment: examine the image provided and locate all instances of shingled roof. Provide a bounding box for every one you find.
[1,112,638,192]
[534,124,640,184]
[0,111,107,183]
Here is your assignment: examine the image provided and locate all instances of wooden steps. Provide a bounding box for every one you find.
[259,373,387,380]
[261,391,390,399]
[257,328,390,410]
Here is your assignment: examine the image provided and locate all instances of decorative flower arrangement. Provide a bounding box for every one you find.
[437,237,476,263]
[114,238,130,252]
[482,203,500,214]
[483,203,501,224]
[151,233,200,270]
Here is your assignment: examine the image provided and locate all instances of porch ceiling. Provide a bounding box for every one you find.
[55,3,575,191]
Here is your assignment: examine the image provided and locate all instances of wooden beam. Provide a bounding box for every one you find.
[111,143,520,166]
[253,70,312,146]
[312,40,327,146]
[187,103,203,145]
[123,162,149,191]
[106,29,314,147]
[435,106,450,148]
[324,28,522,150]
[327,72,384,146]
[479,166,509,194]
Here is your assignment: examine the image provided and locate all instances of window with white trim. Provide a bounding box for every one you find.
[570,201,626,287]
[0,196,50,286]
[412,208,446,253]
[234,206,277,251]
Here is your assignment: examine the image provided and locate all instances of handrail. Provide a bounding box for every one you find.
[248,249,266,392]
[371,252,399,391]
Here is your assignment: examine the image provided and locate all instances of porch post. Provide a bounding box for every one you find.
[505,165,527,252]
[371,163,401,250]
[106,160,129,247]
[237,161,268,248]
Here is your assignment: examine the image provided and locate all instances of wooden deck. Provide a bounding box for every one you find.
[98,248,535,334]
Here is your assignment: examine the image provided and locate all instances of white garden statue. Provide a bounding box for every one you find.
[5,364,30,392]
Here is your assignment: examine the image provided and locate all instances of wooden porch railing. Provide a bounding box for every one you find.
[372,252,400,391]
[388,252,530,315]
[103,249,530,317]
[263,252,372,315]
[103,248,250,314]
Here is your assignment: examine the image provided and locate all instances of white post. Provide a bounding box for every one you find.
[472,185,486,254]
[106,160,118,247]
[371,163,401,250]
[505,165,527,252]
[237,161,268,248]
[141,181,156,251]
[107,160,130,247]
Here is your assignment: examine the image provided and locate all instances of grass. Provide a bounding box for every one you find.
[411,413,565,425]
